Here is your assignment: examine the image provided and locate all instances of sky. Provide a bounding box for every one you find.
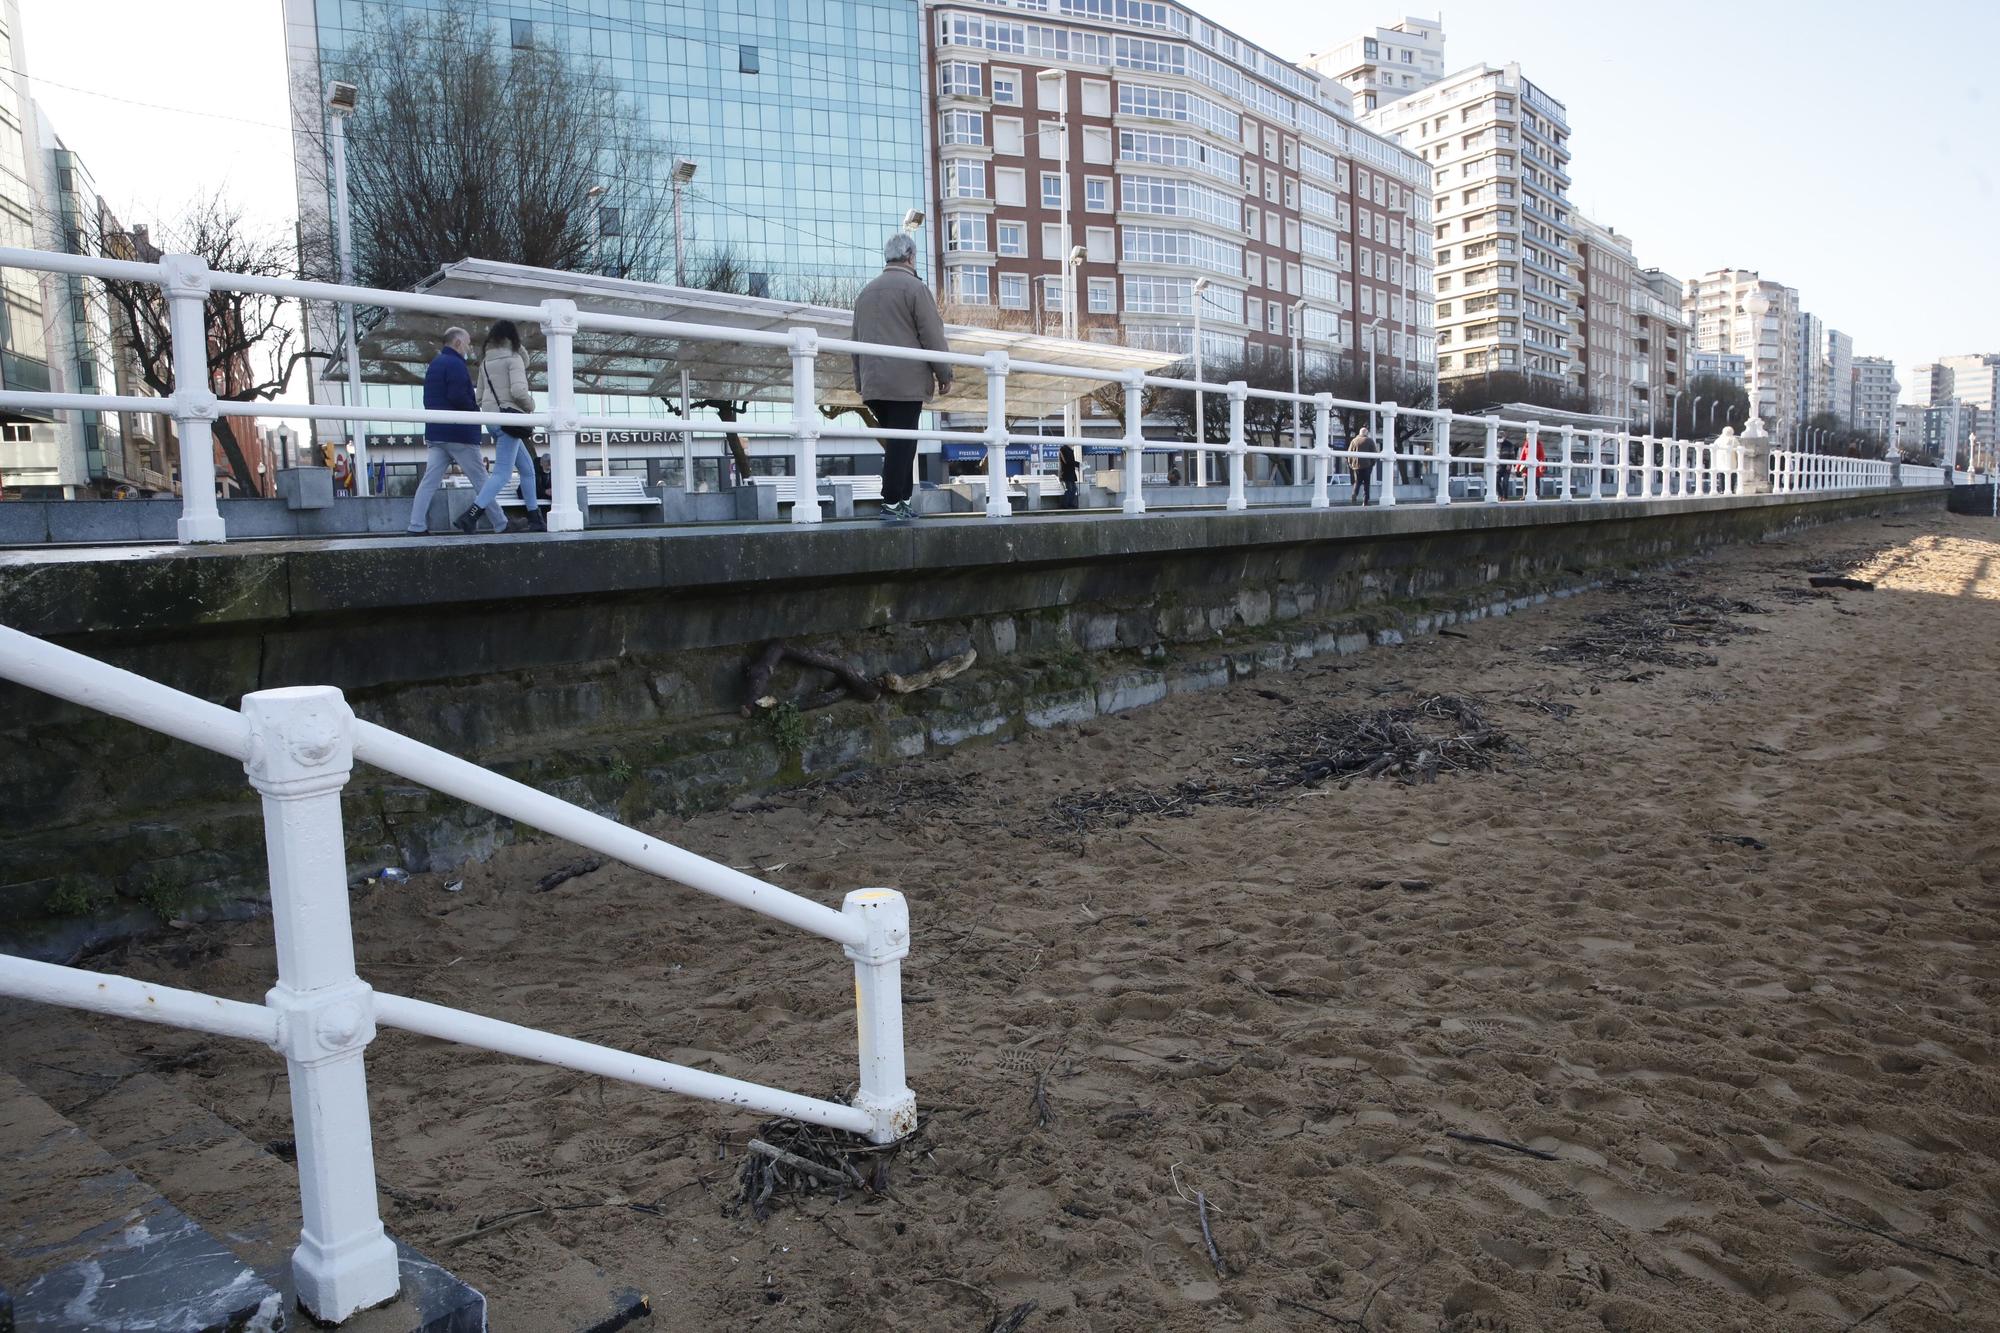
[14,0,1999,385]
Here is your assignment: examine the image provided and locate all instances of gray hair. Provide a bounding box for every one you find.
[442,326,471,348]
[882,232,916,264]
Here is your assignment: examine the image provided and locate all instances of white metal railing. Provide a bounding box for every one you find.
[0,622,915,1324]
[1771,450,1944,493]
[0,244,1944,543]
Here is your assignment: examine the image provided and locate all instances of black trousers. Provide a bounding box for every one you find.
[867,399,922,504]
[1352,460,1374,502]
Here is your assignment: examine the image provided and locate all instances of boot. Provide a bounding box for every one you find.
[521,507,547,532]
[452,503,486,534]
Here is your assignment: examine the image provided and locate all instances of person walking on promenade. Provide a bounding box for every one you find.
[852,233,953,521]
[406,327,493,534]
[1347,424,1375,505]
[463,319,544,533]
[1059,442,1080,509]
[1514,431,1547,500]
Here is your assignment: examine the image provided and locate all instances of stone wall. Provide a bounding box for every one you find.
[0,487,1946,958]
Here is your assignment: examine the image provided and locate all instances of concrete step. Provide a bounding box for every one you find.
[0,1066,284,1330]
[0,1001,650,1331]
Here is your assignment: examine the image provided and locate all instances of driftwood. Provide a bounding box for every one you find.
[742,640,977,716]
[1808,575,1875,591]
[1444,1129,1559,1162]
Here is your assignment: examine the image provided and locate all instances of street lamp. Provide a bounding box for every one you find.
[1192,276,1211,486]
[671,156,697,286]
[1036,70,1078,450]
[325,80,368,497]
[901,208,924,235]
[1692,396,1704,441]
[1289,298,1308,452]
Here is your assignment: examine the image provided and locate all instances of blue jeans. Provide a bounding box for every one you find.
[474,429,539,516]
[406,439,492,532]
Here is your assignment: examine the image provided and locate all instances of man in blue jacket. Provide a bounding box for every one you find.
[405,326,496,534]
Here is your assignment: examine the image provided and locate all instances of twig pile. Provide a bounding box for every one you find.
[731,1115,913,1220]
[807,768,982,818]
[1244,694,1510,788]
[1542,577,1765,677]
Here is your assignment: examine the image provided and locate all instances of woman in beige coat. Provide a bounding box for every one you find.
[459,319,544,532]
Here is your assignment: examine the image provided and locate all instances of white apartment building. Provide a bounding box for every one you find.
[1690,350,1746,387]
[924,0,1436,390]
[1936,353,1999,445]
[1633,268,1688,433]
[1300,16,1446,115]
[1684,269,1798,442]
[1825,329,1852,422]
[1794,315,1852,428]
[1850,356,1898,444]
[1365,62,1577,389]
[1900,362,1943,406]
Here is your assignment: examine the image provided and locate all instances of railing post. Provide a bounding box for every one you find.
[1226,380,1248,511]
[1433,410,1452,505]
[540,299,584,532]
[1483,417,1499,502]
[1310,393,1332,509]
[1586,429,1604,500]
[1120,370,1146,515]
[842,889,916,1145]
[1558,425,1575,502]
[1647,435,1662,496]
[983,352,1011,519]
[1685,437,1697,496]
[1613,432,1629,499]
[1379,402,1399,507]
[162,254,226,544]
[1523,420,1541,504]
[789,327,824,524]
[241,687,400,1324]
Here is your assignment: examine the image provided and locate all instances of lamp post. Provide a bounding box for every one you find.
[1192,276,1210,486]
[1289,298,1307,452]
[1692,396,1704,441]
[1366,316,1384,458]
[1036,70,1077,452]
[670,157,698,286]
[325,80,368,497]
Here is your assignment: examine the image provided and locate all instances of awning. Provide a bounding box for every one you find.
[342,259,1179,419]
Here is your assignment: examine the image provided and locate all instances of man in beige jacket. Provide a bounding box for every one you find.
[851,233,953,520]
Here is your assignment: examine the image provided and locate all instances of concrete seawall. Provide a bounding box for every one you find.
[0,487,1947,957]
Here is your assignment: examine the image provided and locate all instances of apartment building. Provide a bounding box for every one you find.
[923,0,1435,388]
[1936,352,1999,445]
[1690,350,1746,387]
[1825,329,1852,421]
[1795,311,1826,427]
[1684,269,1798,441]
[1574,216,1634,421]
[1365,62,1577,389]
[1850,356,1898,443]
[1900,362,1943,407]
[1299,16,1445,115]
[1634,268,1688,432]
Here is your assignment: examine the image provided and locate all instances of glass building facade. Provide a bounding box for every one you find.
[286,0,928,299]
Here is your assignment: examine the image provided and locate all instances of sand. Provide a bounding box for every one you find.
[19,509,2000,1332]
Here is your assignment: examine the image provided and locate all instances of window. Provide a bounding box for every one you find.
[748,273,770,299]
[1284,219,1300,251]
[1081,79,1111,116]
[994,166,1026,207]
[942,110,985,146]
[1085,177,1110,211]
[1266,256,1282,288]
[738,44,760,74]
[947,268,991,304]
[1042,173,1063,208]
[940,61,983,97]
[997,222,1026,256]
[992,69,1020,104]
[945,213,989,252]
[1086,226,1114,262]
[1245,210,1260,240]
[999,273,1029,308]
[1042,224,1063,257]
[945,160,987,199]
[1247,297,1263,330]
[994,117,1025,155]
[1043,276,1066,312]
[510,18,535,47]
[1082,126,1112,164]
[1268,304,1283,335]
[1120,224,1242,275]
[1088,278,1115,313]
[1039,122,1062,158]
[1282,137,1296,169]
[1263,127,1278,160]
[1283,179,1296,210]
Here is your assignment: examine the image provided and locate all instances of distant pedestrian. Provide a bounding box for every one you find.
[1168,463,1183,487]
[331,449,353,496]
[464,320,544,533]
[852,233,953,521]
[1514,432,1547,499]
[1059,443,1080,509]
[406,327,493,535]
[1348,425,1375,505]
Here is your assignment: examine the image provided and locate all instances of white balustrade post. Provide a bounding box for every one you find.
[1483,418,1499,502]
[842,889,916,1145]
[1685,438,1697,496]
[540,299,584,532]
[241,687,400,1324]
[161,254,226,544]
[1311,393,1332,509]
[1120,370,1146,515]
[1433,410,1452,506]
[788,328,824,524]
[983,352,1011,519]
[1587,429,1604,500]
[1523,421,1541,504]
[1648,435,1663,497]
[1225,380,1248,511]
[1559,425,1575,501]
[1614,433,1629,499]
[1379,402,1399,507]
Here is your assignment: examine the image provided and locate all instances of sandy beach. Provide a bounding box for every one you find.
[20,508,2000,1332]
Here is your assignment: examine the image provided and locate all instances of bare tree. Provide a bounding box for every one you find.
[304,11,675,292]
[90,197,316,497]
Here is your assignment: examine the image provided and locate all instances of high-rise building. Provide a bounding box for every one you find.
[1690,350,1746,387]
[1574,215,1635,421]
[1366,62,1576,390]
[1935,353,2000,445]
[1300,16,1446,116]
[284,0,926,301]
[1684,269,1798,441]
[1795,310,1825,427]
[922,0,1435,387]
[1851,356,1898,444]
[1634,268,1688,433]
[1825,329,1852,422]
[1900,362,1945,407]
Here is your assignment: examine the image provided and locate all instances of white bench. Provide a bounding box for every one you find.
[443,472,658,514]
[749,474,886,505]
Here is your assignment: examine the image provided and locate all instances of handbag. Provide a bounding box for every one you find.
[481,360,535,440]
